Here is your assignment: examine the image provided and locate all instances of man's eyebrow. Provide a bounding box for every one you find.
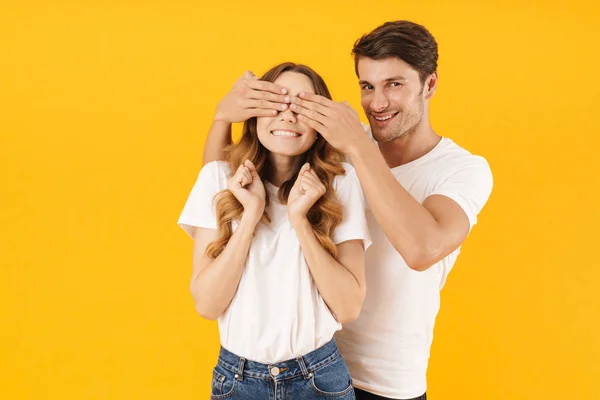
[384,75,408,82]
[359,76,408,86]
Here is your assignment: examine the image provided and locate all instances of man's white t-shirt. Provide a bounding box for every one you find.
[335,131,493,399]
[179,161,371,364]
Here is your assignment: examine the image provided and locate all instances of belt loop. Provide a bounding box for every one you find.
[236,357,245,381]
[296,356,311,380]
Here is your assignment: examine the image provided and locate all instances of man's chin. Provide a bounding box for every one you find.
[370,125,395,143]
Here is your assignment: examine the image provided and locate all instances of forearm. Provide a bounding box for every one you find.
[292,218,364,323]
[348,140,443,270]
[191,216,257,319]
[202,118,232,165]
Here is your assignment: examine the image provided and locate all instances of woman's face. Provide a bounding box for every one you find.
[256,71,319,157]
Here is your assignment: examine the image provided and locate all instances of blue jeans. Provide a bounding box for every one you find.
[210,339,355,399]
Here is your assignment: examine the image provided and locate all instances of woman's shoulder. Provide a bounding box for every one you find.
[339,161,356,175]
[195,161,232,192]
[201,160,232,179]
[332,162,359,190]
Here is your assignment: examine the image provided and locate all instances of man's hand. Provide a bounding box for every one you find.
[214,71,291,123]
[290,92,368,154]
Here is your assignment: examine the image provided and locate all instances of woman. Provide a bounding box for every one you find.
[178,62,371,399]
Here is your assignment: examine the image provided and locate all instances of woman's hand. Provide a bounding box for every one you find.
[227,160,266,225]
[288,163,326,225]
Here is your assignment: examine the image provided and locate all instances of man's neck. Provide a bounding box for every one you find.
[378,122,441,169]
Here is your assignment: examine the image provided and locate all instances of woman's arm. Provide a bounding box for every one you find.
[189,215,258,320]
[288,163,367,323]
[189,160,266,320]
[292,219,366,323]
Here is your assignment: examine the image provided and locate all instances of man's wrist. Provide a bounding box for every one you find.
[345,135,374,160]
[213,109,232,124]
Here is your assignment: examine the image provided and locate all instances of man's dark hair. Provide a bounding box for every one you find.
[352,21,438,83]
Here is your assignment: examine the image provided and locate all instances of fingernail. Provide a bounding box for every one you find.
[272,110,277,115]
[299,92,305,98]
[290,104,296,110]
[281,104,287,110]
[282,88,287,94]
[284,96,290,102]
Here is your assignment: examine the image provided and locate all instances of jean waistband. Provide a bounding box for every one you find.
[216,339,341,381]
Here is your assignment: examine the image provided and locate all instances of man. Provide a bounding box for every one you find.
[202,20,493,400]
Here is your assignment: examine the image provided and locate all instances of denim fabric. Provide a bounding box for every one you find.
[210,339,355,399]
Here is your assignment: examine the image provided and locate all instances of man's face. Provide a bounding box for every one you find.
[358,57,431,143]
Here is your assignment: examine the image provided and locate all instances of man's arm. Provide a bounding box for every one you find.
[291,93,491,271]
[202,71,290,165]
[348,140,472,270]
[202,119,232,165]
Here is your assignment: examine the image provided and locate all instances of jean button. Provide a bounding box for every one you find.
[271,366,280,376]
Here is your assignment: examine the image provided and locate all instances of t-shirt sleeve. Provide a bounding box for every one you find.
[177,161,224,238]
[332,164,372,250]
[429,155,493,229]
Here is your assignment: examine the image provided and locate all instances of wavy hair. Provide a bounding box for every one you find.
[205,62,346,259]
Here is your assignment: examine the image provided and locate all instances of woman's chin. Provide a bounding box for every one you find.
[262,143,313,159]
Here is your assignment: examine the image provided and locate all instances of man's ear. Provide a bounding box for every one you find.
[424,71,439,100]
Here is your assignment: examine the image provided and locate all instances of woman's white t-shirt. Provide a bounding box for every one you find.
[178,161,371,364]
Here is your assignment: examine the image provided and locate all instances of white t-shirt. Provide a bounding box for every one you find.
[335,131,493,399]
[179,161,371,364]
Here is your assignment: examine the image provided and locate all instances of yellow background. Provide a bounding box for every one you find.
[2,1,599,399]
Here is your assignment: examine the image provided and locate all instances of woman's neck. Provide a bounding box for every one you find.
[268,153,301,187]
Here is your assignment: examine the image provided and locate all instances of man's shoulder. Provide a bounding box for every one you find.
[433,138,491,173]
[424,138,494,203]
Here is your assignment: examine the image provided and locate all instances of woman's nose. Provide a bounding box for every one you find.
[279,107,297,123]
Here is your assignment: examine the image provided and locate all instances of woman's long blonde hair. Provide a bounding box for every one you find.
[205,62,346,258]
